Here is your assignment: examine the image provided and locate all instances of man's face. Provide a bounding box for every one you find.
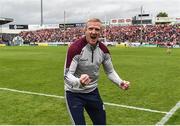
[85,21,102,46]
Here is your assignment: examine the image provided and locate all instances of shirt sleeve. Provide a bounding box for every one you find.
[64,46,81,89]
[102,53,123,86]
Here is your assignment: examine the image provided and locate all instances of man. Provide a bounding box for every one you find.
[64,18,130,125]
[166,42,172,54]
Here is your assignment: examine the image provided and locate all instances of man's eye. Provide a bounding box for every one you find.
[88,28,93,31]
[95,28,100,32]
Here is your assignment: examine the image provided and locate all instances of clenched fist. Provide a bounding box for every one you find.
[80,74,92,86]
[120,80,130,90]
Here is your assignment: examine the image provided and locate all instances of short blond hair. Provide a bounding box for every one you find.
[86,18,102,24]
[85,18,102,29]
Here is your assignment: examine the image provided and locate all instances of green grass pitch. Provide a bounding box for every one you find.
[0,46,179,125]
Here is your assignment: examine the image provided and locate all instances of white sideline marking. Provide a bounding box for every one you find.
[0,87,167,114]
[0,87,64,99]
[156,101,180,125]
[104,102,167,114]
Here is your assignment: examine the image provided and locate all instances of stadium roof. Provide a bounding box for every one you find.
[0,17,13,25]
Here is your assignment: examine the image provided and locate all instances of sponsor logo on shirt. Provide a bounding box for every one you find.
[79,58,88,61]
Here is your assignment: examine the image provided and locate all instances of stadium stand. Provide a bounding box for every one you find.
[0,17,15,45]
[18,24,180,47]
[0,16,179,47]
[0,17,13,25]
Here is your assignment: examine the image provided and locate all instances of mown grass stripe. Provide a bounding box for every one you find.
[0,87,168,114]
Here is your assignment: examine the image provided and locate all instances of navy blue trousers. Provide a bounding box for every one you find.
[65,88,106,125]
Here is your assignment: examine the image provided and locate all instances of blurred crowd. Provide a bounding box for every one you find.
[104,24,180,43]
[0,33,17,45]
[1,24,180,44]
[19,28,84,43]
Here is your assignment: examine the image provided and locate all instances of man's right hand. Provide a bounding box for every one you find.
[80,74,91,86]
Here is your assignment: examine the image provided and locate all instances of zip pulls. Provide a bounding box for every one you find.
[90,46,95,63]
[92,49,94,63]
[89,43,98,63]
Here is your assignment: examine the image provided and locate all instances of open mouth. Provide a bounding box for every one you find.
[90,35,97,40]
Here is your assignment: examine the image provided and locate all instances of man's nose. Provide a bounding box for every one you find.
[91,29,96,34]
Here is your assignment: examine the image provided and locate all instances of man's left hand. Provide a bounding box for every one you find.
[120,80,130,90]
